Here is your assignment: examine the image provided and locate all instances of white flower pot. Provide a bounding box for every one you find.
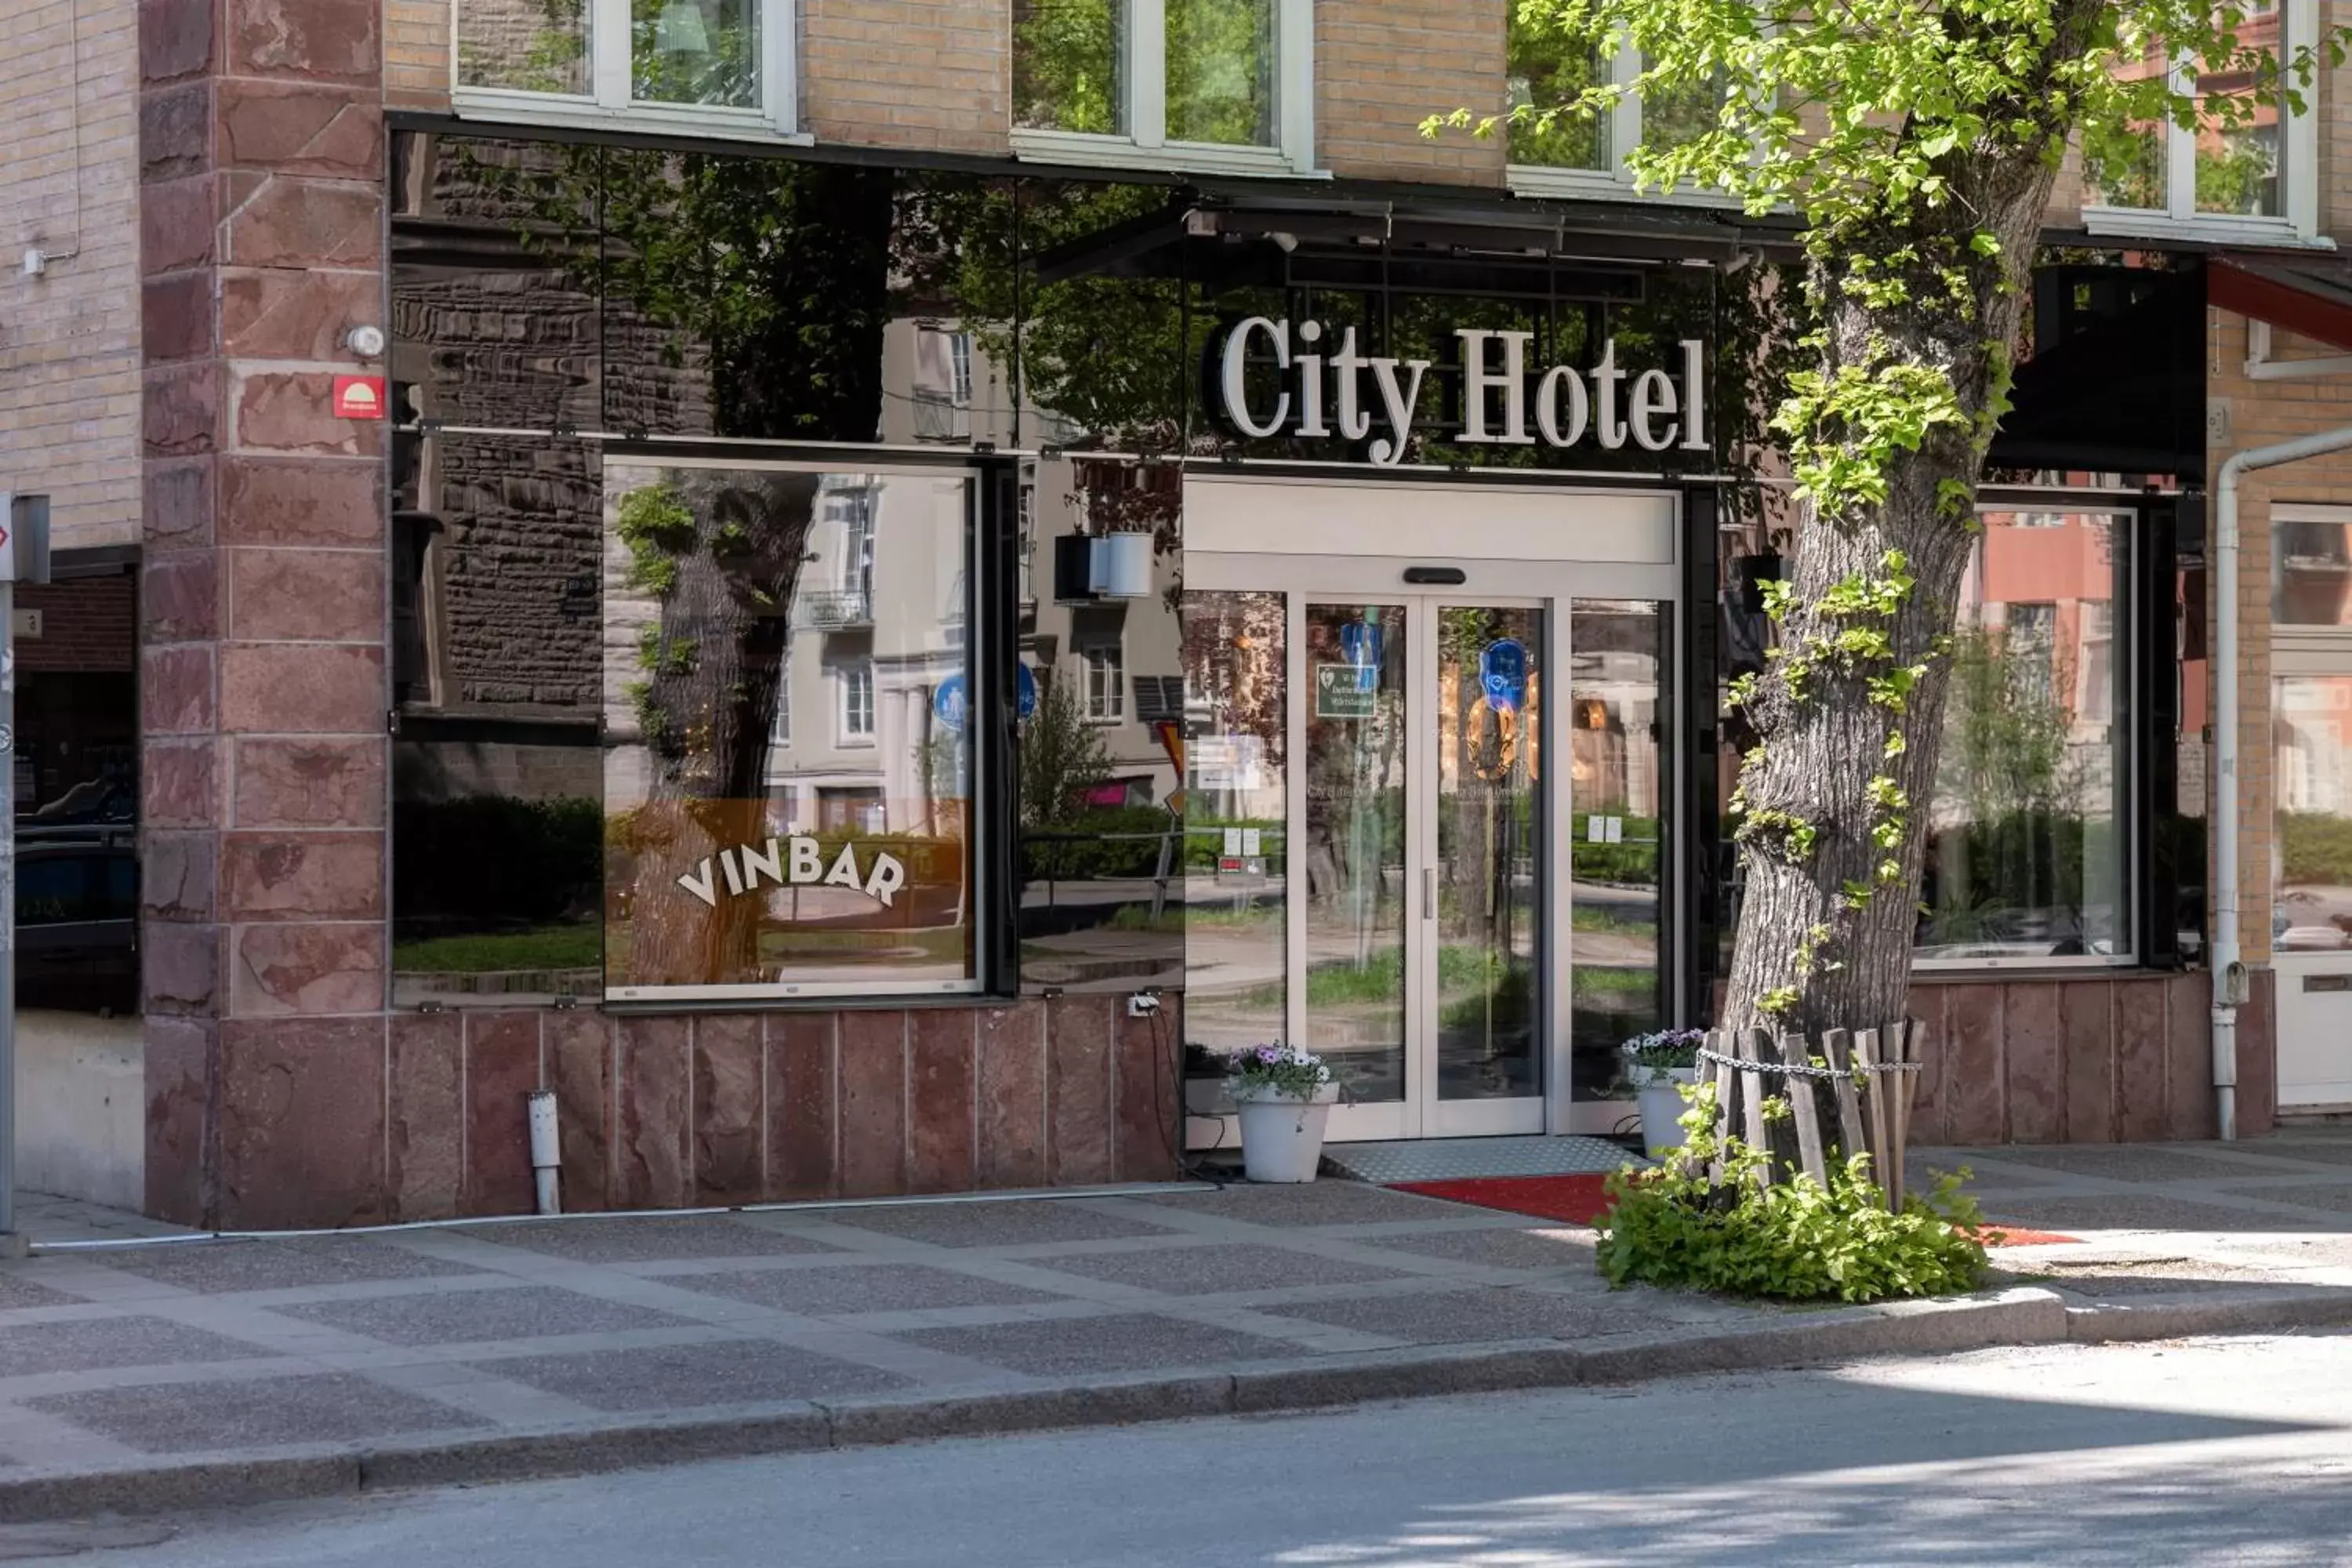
[1636,1068,1698,1158]
[1231,1080,1341,1183]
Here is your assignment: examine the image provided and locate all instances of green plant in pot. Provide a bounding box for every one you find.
[1620,1027,1707,1158]
[1225,1044,1341,1184]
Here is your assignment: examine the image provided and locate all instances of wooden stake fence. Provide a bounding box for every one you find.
[1693,1019,1926,1210]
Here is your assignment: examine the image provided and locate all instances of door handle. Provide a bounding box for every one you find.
[1422,868,1436,921]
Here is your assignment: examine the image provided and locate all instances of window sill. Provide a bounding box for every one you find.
[1910,960,2154,982]
[1010,128,1321,180]
[1506,165,1747,209]
[450,89,809,146]
[2078,207,2331,250]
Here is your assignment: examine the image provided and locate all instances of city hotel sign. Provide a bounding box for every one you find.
[1214,318,1708,466]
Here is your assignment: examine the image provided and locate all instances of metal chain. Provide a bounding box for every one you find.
[1691,1047,1923,1080]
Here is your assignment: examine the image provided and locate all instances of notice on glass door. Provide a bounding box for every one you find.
[1314,664,1377,719]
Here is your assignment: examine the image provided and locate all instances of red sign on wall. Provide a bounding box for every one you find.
[333,376,387,419]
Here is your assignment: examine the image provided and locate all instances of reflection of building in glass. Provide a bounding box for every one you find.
[1920,512,2131,960]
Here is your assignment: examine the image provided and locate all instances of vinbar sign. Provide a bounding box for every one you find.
[678,836,906,910]
[1215,318,1707,466]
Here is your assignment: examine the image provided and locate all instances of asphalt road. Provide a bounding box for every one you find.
[12,1333,2352,1566]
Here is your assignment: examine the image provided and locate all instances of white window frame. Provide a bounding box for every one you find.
[449,0,807,144]
[1010,0,1317,178]
[2081,0,2321,246]
[772,652,792,748]
[1504,47,1745,205]
[838,659,876,745]
[1083,644,1125,723]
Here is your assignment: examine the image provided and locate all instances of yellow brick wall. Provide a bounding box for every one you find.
[1317,1,1504,184]
[0,0,140,553]
[2205,310,2352,968]
[800,0,1008,152]
[386,0,452,109]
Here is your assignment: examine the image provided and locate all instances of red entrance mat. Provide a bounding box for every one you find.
[1393,1174,1616,1225]
[1969,1225,2084,1247]
[1397,1176,2084,1247]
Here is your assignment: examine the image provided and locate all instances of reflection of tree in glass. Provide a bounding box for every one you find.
[1507,9,1605,169]
[2194,128,2278,215]
[1022,677,1115,828]
[1013,0,1120,133]
[1926,625,2091,945]
[458,0,588,93]
[630,0,759,107]
[612,470,820,982]
[1166,0,1272,146]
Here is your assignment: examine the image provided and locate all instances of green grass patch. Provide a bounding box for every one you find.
[394,925,602,974]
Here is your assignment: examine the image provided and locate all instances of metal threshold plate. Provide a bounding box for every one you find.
[1321,1135,1645,1185]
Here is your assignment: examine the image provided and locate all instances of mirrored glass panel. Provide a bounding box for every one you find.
[1013,0,1125,134]
[1180,590,1287,1097]
[2277,515,2352,626]
[1302,603,1407,1104]
[1436,607,1544,1102]
[1569,602,1664,1100]
[1919,510,2134,961]
[1166,0,1274,146]
[457,0,592,94]
[633,0,759,107]
[601,460,978,1000]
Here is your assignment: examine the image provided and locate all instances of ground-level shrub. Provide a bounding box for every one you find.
[1595,1105,1992,1303]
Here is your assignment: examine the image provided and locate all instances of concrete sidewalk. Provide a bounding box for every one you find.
[0,1134,2348,1523]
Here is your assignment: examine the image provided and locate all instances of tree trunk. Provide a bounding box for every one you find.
[1719,10,2102,1067]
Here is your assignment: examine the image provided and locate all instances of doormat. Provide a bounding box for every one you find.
[1970,1226,2084,1247]
[1393,1174,1617,1225]
[1323,1135,1640,1185]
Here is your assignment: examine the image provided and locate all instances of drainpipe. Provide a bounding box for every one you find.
[2213,423,2352,1140]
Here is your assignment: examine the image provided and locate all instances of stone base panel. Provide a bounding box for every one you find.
[147,996,1184,1229]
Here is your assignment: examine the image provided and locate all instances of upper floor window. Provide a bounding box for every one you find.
[1011,0,1313,176]
[2082,0,2317,241]
[1504,20,1731,201]
[454,0,798,139]
[1083,644,1126,722]
[840,659,876,742]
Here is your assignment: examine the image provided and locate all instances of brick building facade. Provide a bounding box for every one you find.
[1,0,2349,1225]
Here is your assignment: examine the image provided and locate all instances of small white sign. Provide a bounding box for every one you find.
[10,609,37,638]
[1223,828,1244,857]
[1587,815,1605,844]
[1240,828,1261,857]
[1606,816,1624,844]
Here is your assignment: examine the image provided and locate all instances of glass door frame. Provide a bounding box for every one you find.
[1277,591,1556,1142]
[1185,477,1686,1149]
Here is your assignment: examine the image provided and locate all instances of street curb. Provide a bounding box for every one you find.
[0,1281,2322,1526]
[2064,1286,2352,1344]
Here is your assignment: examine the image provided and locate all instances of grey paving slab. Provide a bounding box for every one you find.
[1133,1183,1480,1227]
[2216,1183,2352,1214]
[813,1202,1185,1249]
[1976,1195,2331,1232]
[0,1272,75,1309]
[270,1285,699,1347]
[454,1217,846,1264]
[1977,1148,2288,1183]
[662,1264,1077,1317]
[27,1373,490,1454]
[2238,1138,2352,1167]
[1017,1242,1423,1298]
[893,1312,1307,1376]
[1253,1286,1645,1346]
[72,1239,483,1296]
[1351,1225,1602,1275]
[490,1339,910,1412]
[0,1316,267,1377]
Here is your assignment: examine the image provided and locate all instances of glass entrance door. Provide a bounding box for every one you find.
[1300,597,1547,1140]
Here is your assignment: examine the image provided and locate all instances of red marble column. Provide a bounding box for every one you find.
[140,0,390,1227]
